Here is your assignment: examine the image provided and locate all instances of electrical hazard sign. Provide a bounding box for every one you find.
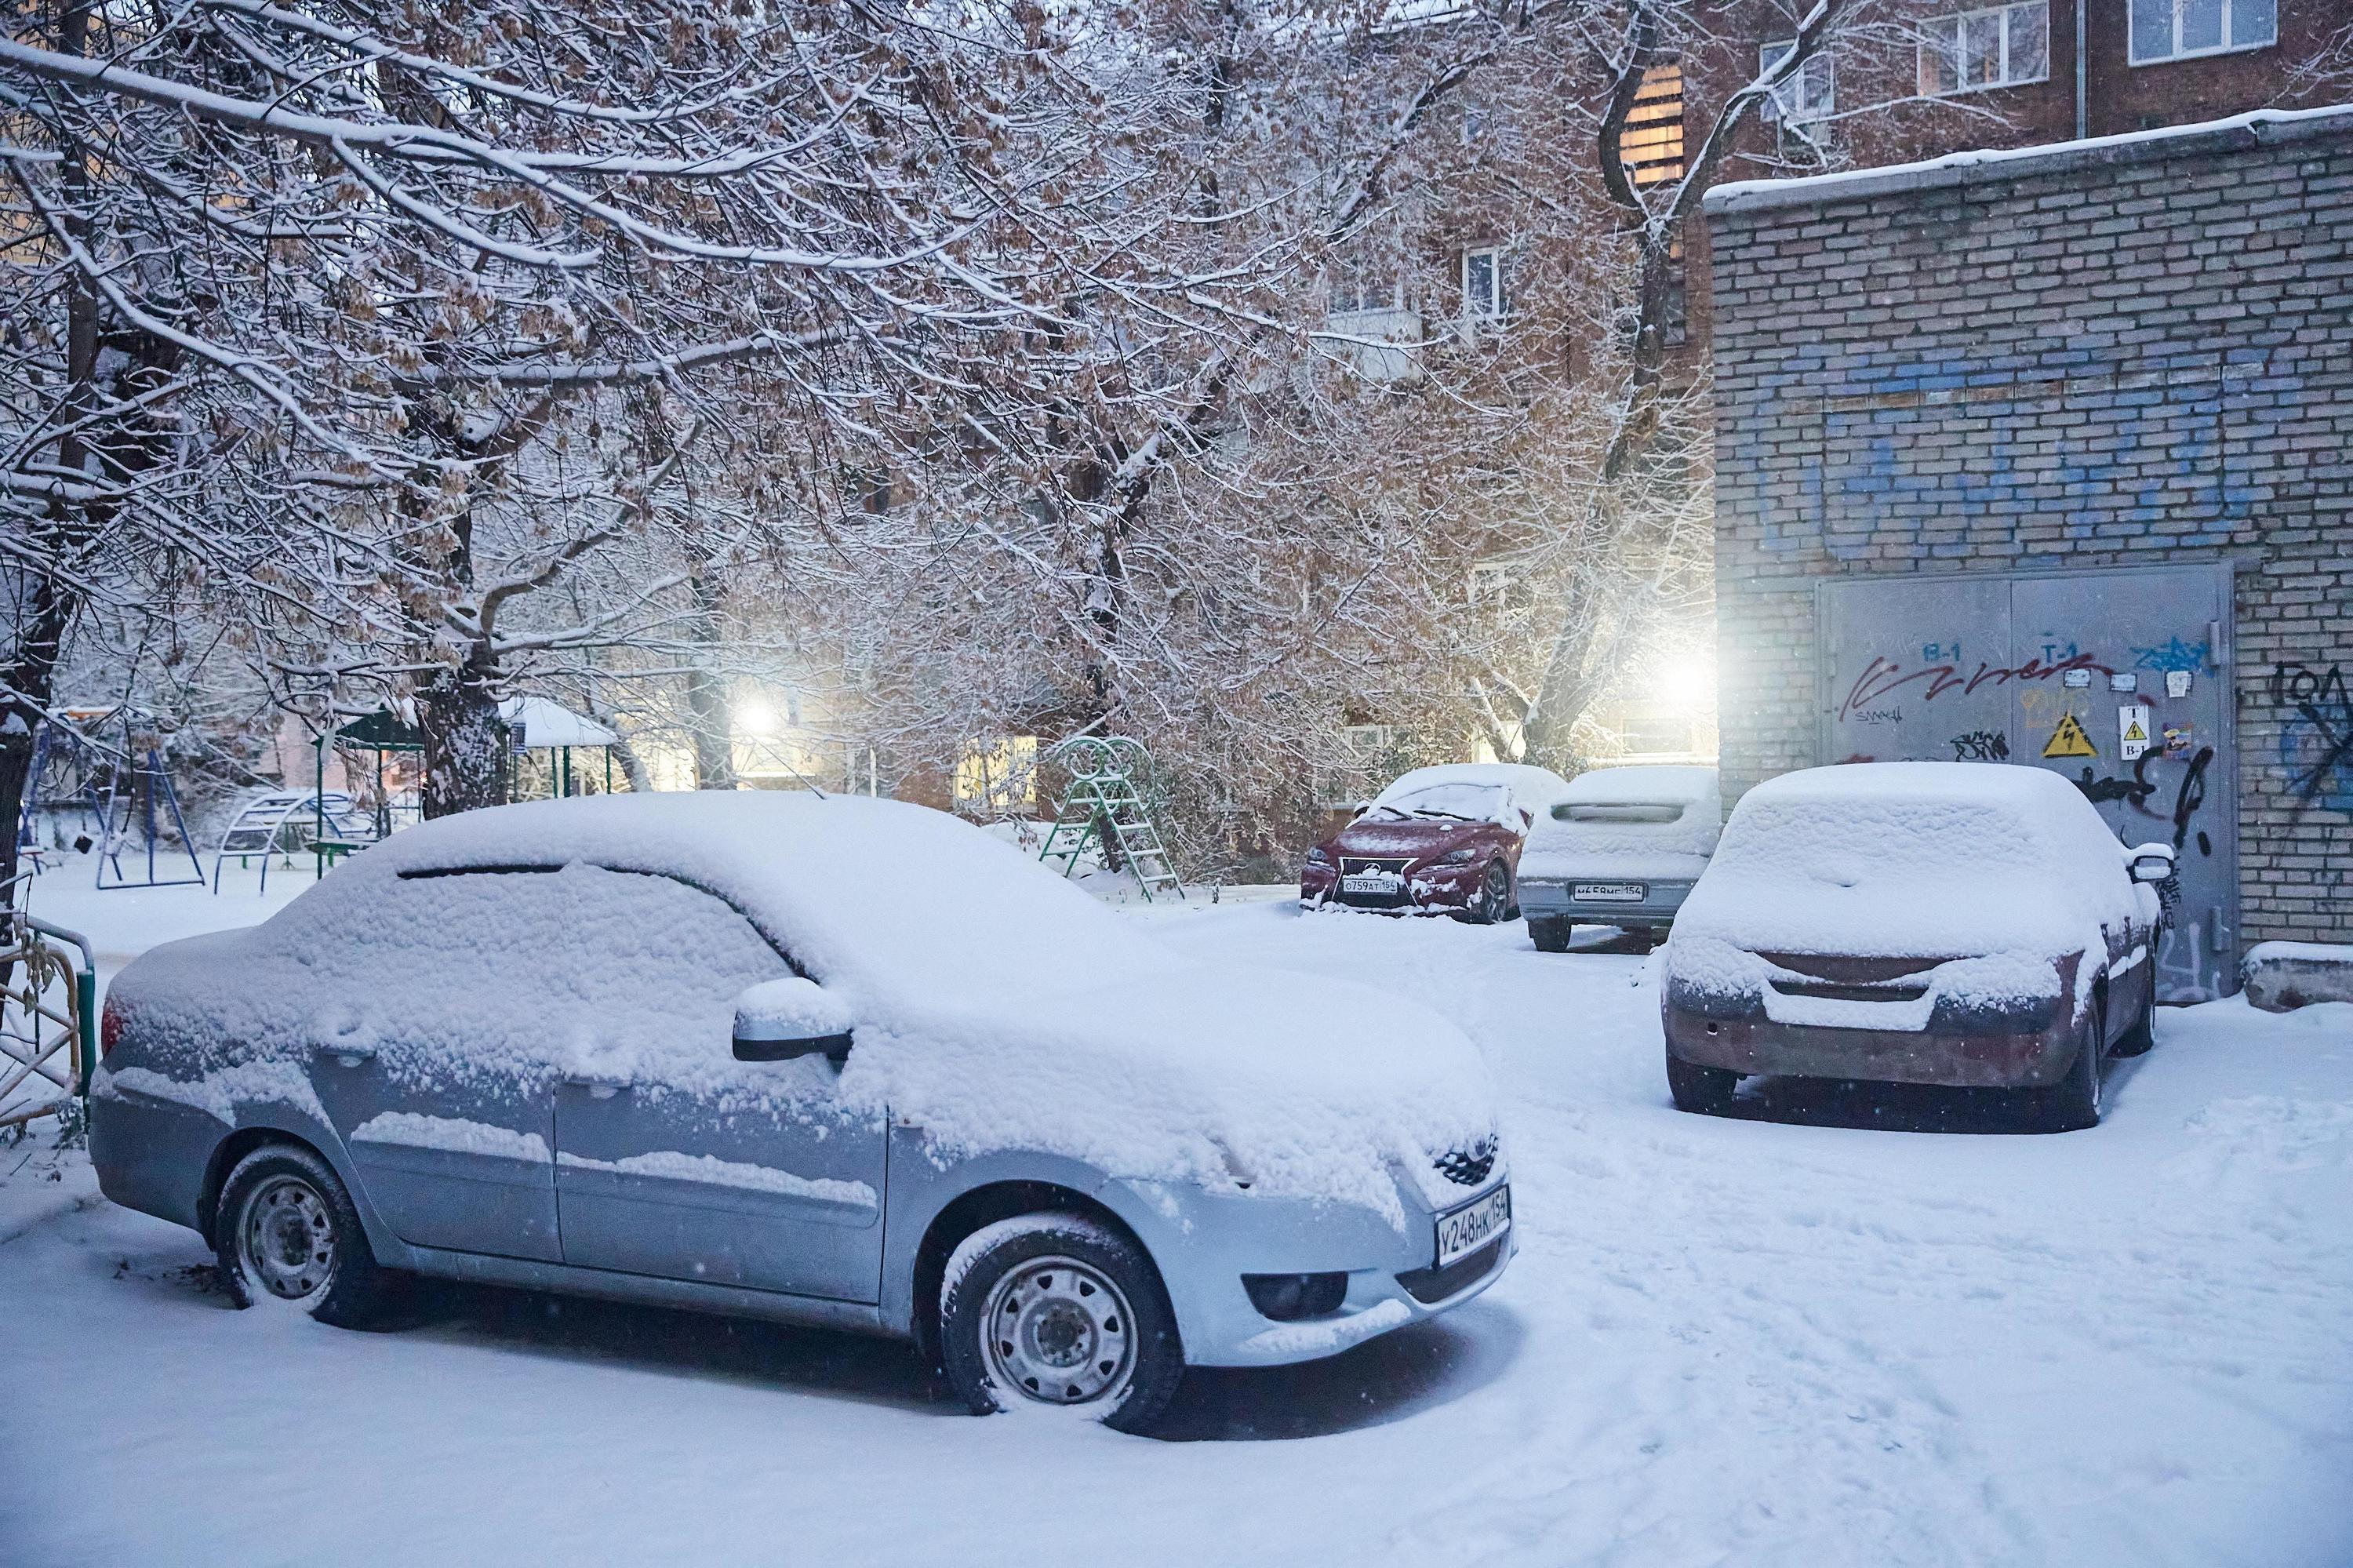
[2042,712,2098,759]
[2118,703,2152,762]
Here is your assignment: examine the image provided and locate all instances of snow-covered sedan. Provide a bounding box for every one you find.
[1299,763,1569,922]
[90,793,1511,1432]
[1518,765,1721,952]
[1659,762,2171,1132]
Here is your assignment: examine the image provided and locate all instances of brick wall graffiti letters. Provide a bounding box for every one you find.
[2271,663,2353,813]
[1838,651,2110,722]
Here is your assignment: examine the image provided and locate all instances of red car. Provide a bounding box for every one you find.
[1300,764,1569,923]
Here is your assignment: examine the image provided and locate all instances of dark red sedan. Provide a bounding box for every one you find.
[1300,764,1569,923]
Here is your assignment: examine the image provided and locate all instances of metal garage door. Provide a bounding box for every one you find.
[1818,562,2236,1001]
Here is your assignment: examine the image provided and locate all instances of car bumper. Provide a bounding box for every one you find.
[1518,877,1693,928]
[1661,1000,2081,1088]
[89,1073,226,1235]
[1112,1172,1516,1367]
[1299,861,1486,915]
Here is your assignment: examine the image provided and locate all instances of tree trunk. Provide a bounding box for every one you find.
[683,570,734,791]
[417,663,509,817]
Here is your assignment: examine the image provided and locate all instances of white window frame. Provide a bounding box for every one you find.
[1327,255,1405,318]
[1461,245,1506,322]
[1918,2,2050,96]
[2127,0,2276,65]
[1758,39,1837,125]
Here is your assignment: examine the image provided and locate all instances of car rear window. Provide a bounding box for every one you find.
[1557,803,1685,824]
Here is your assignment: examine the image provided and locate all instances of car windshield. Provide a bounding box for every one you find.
[1367,783,1507,823]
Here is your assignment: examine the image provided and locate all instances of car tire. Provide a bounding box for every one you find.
[1464,861,1511,926]
[214,1143,400,1327]
[1529,918,1571,954]
[1665,1050,1740,1115]
[940,1213,1184,1435]
[2017,1004,2104,1133]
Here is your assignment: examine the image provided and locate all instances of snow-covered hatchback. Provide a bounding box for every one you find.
[1660,763,2172,1132]
[91,793,1511,1432]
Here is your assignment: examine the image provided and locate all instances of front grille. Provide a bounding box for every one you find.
[1397,1237,1506,1304]
[1338,857,1412,876]
[1433,1137,1497,1187]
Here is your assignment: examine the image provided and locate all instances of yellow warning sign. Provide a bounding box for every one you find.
[2122,718,2148,744]
[2042,712,2098,759]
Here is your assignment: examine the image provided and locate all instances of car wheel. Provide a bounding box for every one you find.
[214,1143,399,1327]
[940,1213,1184,1435]
[1529,917,1571,954]
[1665,1050,1740,1115]
[1467,861,1511,925]
[2016,1003,2104,1133]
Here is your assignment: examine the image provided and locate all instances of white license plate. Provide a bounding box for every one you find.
[1574,882,1647,903]
[1435,1184,1511,1269]
[1341,874,1401,894]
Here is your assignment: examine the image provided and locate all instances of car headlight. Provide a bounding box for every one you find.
[1438,847,1478,864]
[1305,846,1331,864]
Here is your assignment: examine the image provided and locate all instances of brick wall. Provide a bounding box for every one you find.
[1705,105,2353,947]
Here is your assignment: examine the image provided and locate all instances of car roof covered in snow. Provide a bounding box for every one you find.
[1555,764,1718,806]
[1373,763,1568,807]
[307,791,1181,1006]
[1670,762,2154,963]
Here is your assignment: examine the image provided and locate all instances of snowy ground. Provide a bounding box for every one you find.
[2,879,2349,1567]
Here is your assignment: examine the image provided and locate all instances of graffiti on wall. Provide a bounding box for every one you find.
[1838,650,2110,722]
[2271,663,2353,813]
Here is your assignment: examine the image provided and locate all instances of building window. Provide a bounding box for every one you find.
[1918,2,2049,94]
[1620,64,1686,189]
[1328,253,1403,316]
[2129,0,2275,63]
[1462,245,1507,321]
[1758,40,1837,123]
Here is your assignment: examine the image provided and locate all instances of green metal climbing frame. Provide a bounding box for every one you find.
[1036,737,1184,903]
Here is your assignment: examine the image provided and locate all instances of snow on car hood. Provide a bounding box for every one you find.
[1664,763,2158,1017]
[104,794,1494,1222]
[848,965,1495,1224]
[1326,817,1489,858]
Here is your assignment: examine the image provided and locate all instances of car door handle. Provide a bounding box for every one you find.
[562,1074,632,1098]
[312,1042,376,1064]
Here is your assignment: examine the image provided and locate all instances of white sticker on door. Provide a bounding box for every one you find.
[2118,704,2152,762]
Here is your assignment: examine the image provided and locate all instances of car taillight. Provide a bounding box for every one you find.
[100,997,125,1060]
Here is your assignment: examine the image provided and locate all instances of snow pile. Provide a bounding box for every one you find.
[103,793,1494,1220]
[1519,764,1720,882]
[1664,763,2159,1026]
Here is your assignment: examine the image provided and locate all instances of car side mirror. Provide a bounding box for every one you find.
[733,976,856,1064]
[2126,844,2176,884]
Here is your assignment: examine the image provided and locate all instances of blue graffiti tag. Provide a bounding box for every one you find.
[2131,637,2209,674]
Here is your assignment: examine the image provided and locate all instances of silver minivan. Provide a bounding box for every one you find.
[90,792,1511,1432]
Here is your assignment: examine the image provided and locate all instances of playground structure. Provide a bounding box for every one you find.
[0,884,96,1135]
[209,788,378,893]
[1036,736,1184,903]
[503,696,620,798]
[17,709,206,891]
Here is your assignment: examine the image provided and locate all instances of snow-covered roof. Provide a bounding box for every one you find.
[1555,764,1717,806]
[498,696,617,748]
[1373,763,1569,808]
[1707,103,2353,216]
[1667,762,2155,988]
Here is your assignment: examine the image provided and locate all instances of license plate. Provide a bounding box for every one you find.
[1341,873,1401,893]
[1436,1184,1511,1269]
[1574,882,1646,903]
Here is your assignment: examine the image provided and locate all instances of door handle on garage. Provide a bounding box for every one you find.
[312,1042,376,1065]
[562,1073,632,1098]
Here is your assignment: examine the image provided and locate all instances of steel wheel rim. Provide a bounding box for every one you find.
[239,1174,337,1302]
[980,1253,1136,1407]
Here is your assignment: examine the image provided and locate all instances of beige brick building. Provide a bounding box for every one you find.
[1704,104,2353,999]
